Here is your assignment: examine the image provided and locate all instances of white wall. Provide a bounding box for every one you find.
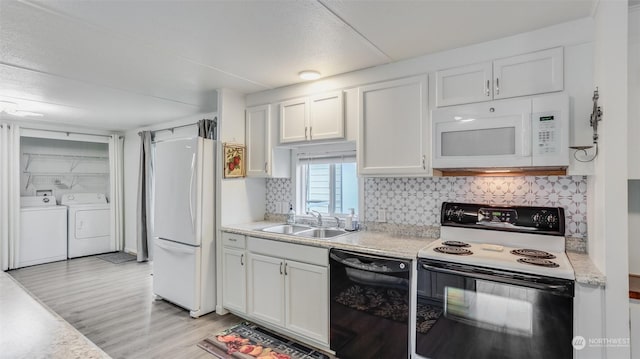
[629,6,640,277]
[629,6,640,180]
[218,88,266,226]
[590,1,630,357]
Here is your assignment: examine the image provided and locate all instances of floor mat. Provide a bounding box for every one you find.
[199,322,330,359]
[95,252,136,264]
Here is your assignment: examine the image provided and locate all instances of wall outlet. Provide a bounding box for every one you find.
[377,209,387,222]
[275,202,282,214]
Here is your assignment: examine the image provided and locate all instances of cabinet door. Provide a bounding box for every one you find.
[284,260,328,344]
[358,75,430,176]
[436,62,492,107]
[222,247,246,313]
[247,253,285,326]
[246,105,270,177]
[493,47,563,100]
[280,98,308,143]
[308,91,344,141]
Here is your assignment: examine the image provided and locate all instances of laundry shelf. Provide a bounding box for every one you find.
[23,152,109,173]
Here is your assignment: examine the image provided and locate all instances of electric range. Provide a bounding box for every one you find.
[415,202,576,359]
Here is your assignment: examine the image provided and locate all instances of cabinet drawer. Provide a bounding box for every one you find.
[247,237,328,267]
[222,232,246,249]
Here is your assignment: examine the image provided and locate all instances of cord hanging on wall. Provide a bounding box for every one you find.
[570,87,602,162]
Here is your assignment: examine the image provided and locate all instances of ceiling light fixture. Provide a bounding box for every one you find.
[0,101,43,117]
[298,70,321,81]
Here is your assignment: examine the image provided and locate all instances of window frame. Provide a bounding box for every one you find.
[292,146,360,218]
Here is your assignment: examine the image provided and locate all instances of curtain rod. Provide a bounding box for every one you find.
[20,126,113,138]
[150,122,196,135]
[149,117,217,135]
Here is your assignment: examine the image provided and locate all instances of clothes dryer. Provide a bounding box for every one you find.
[61,193,113,258]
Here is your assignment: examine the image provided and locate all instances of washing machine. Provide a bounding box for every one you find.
[61,193,113,258]
[19,196,68,268]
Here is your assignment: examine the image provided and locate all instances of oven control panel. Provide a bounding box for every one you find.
[441,202,565,236]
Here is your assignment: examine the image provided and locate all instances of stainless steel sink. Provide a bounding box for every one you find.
[295,228,349,239]
[261,224,312,234]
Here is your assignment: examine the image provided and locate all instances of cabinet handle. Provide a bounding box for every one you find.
[240,254,244,266]
[264,162,268,173]
[485,80,490,96]
[228,238,237,242]
[284,263,288,275]
[280,262,283,275]
[309,126,312,140]
[496,78,500,95]
[304,127,308,140]
[422,155,426,170]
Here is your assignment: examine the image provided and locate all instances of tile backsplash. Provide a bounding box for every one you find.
[265,176,588,239]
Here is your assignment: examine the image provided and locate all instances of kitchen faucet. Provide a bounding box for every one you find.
[307,210,323,227]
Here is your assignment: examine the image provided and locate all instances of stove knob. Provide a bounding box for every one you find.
[532,213,541,226]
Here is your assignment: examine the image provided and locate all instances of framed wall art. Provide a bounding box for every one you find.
[223,143,246,178]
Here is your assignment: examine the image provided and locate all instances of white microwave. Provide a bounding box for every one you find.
[431,94,569,170]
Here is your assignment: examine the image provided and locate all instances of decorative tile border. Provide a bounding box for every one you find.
[265,176,588,243]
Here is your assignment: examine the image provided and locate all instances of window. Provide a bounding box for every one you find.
[296,156,358,216]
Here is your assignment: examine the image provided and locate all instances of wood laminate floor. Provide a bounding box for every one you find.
[8,256,241,359]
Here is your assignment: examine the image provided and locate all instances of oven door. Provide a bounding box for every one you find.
[432,98,532,169]
[416,259,574,359]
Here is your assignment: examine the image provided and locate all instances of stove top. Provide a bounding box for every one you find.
[419,238,574,279]
[417,202,575,280]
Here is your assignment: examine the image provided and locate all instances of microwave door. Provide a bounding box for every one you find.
[432,102,532,169]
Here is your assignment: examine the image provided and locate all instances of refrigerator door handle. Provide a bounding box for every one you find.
[188,152,196,233]
[155,239,196,255]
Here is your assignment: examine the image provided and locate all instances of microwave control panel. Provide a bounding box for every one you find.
[533,111,561,155]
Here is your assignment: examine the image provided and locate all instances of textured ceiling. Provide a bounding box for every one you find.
[0,0,594,131]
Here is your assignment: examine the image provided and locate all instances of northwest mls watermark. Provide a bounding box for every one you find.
[572,336,630,350]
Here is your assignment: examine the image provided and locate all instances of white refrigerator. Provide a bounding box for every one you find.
[152,135,216,318]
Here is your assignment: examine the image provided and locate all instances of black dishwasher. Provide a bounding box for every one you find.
[329,249,411,359]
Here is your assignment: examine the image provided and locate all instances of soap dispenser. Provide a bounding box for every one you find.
[286,203,296,225]
[346,208,358,231]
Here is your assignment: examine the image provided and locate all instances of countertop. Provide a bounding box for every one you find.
[630,275,640,299]
[221,221,435,260]
[0,271,110,359]
[567,252,607,287]
[222,221,607,287]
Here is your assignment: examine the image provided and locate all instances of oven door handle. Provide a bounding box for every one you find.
[421,263,573,296]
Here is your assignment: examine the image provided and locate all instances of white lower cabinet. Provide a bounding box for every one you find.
[246,236,329,346]
[222,233,247,314]
[222,247,246,313]
[631,299,640,359]
[574,283,605,359]
[247,252,285,326]
[284,260,328,343]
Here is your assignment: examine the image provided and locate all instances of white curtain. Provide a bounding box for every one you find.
[109,134,125,252]
[0,123,21,270]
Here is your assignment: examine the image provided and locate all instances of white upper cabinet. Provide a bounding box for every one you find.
[358,75,430,176]
[493,47,564,100]
[246,104,290,178]
[246,104,270,177]
[436,62,493,106]
[308,91,344,141]
[279,92,344,144]
[436,47,564,107]
[280,98,309,143]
